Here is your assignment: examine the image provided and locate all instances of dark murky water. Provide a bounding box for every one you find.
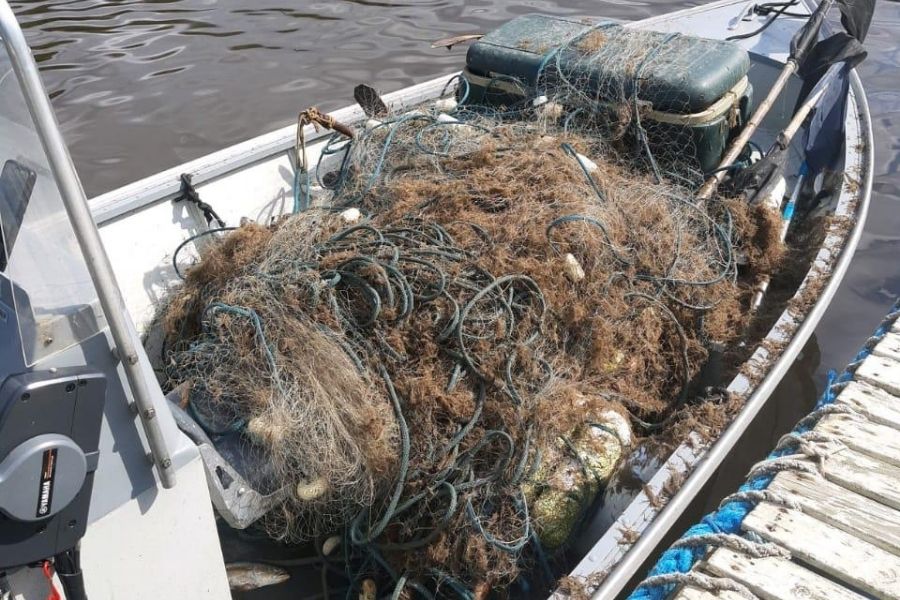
[9,0,900,591]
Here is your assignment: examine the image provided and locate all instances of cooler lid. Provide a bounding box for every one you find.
[466,14,750,114]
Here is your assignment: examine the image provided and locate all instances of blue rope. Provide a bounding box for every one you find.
[204,302,279,374]
[172,226,238,280]
[316,134,354,191]
[445,74,470,107]
[355,114,436,200]
[414,121,491,156]
[183,302,282,436]
[630,297,900,600]
[560,142,607,203]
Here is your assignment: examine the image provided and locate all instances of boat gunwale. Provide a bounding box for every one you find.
[88,72,461,225]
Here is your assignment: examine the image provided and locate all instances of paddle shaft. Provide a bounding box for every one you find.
[697,63,796,199]
[779,62,842,145]
[749,63,840,312]
[697,0,836,200]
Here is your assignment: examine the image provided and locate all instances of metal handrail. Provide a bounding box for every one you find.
[0,0,176,488]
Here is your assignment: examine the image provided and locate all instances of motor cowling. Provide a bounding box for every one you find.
[0,369,105,569]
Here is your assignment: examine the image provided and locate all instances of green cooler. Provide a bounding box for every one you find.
[461,14,752,173]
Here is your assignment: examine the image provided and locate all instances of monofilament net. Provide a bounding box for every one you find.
[159,23,782,598]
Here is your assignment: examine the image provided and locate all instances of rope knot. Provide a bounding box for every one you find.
[175,173,226,228]
[298,106,355,139]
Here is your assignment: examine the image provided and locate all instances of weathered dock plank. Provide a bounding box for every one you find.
[742,502,900,600]
[814,414,900,467]
[834,380,900,430]
[704,547,865,600]
[810,446,900,510]
[767,471,900,555]
[856,354,900,396]
[872,332,900,363]
[673,586,750,600]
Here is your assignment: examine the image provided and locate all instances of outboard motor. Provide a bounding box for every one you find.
[0,369,105,574]
[0,3,228,598]
[0,156,106,598]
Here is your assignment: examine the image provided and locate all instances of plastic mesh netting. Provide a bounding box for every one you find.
[159,24,779,599]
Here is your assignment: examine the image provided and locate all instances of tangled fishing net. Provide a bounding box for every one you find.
[159,22,782,598]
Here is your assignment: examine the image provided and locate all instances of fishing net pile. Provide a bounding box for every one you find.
[160,24,782,598]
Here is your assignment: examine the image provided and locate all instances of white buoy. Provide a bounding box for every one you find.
[322,535,341,557]
[534,94,563,119]
[296,476,329,501]
[762,176,787,210]
[437,113,459,124]
[597,410,633,447]
[434,97,458,113]
[748,146,763,164]
[575,152,599,173]
[364,118,382,131]
[360,579,377,600]
[537,100,564,121]
[340,207,362,224]
[245,415,287,445]
[563,253,585,283]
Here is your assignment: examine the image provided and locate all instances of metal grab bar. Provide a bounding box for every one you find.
[0,0,176,488]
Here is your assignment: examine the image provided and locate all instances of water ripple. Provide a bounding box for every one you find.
[10,0,658,195]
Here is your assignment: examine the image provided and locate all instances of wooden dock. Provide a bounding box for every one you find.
[671,318,900,600]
